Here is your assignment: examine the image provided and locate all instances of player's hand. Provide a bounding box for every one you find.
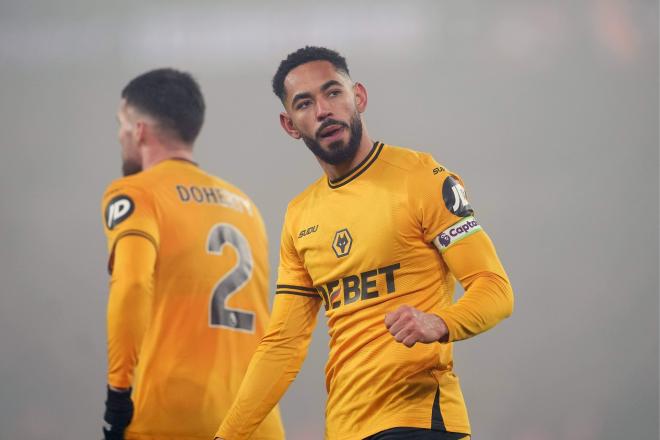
[384,305,448,347]
[103,386,134,440]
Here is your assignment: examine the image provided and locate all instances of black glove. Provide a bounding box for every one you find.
[103,386,134,440]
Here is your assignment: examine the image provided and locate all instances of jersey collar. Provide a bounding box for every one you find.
[327,141,384,189]
[166,157,199,167]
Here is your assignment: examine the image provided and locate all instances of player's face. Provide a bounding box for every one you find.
[280,61,366,166]
[117,101,142,176]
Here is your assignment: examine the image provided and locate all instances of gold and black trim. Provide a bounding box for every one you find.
[276,284,317,293]
[327,142,384,189]
[431,386,446,431]
[275,284,319,298]
[275,290,318,298]
[108,230,158,274]
[114,230,158,250]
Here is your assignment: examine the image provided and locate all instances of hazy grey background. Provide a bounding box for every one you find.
[0,1,657,439]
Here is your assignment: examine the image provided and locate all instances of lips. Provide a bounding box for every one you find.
[319,124,344,138]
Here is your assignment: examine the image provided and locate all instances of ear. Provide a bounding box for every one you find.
[353,82,368,113]
[134,120,147,146]
[279,112,301,139]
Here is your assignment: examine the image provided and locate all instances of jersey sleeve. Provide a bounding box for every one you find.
[101,182,160,273]
[409,153,513,341]
[106,234,157,388]
[215,273,321,440]
[215,208,321,439]
[408,153,477,246]
[274,207,316,297]
[435,231,514,342]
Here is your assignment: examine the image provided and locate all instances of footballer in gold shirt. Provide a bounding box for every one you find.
[215,47,513,440]
[102,69,284,440]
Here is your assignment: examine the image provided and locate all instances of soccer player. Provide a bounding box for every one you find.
[214,47,514,440]
[101,68,284,440]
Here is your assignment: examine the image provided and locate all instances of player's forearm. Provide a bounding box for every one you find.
[106,236,156,388]
[436,271,513,342]
[436,230,514,342]
[216,335,311,439]
[107,276,152,387]
[216,294,320,440]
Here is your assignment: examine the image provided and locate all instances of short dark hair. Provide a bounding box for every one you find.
[272,46,350,101]
[121,68,205,145]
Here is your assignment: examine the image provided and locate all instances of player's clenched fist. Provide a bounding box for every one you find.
[384,305,449,347]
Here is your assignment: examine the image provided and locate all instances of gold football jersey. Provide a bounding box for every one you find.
[102,159,284,440]
[217,143,513,440]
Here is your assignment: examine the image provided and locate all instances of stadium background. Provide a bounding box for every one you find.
[0,1,657,439]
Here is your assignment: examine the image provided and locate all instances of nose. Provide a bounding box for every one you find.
[315,97,332,122]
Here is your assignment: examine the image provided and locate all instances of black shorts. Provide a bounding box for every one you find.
[364,427,470,440]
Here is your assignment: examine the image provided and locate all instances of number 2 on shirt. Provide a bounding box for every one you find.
[206,223,255,332]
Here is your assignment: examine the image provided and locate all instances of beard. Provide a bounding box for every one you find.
[122,157,142,176]
[301,112,363,166]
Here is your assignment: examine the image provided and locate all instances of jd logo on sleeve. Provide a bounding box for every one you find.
[105,195,134,230]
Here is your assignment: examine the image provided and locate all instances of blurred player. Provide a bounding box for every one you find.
[101,68,284,440]
[214,47,514,440]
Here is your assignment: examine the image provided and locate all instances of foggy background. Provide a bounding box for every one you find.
[0,1,657,439]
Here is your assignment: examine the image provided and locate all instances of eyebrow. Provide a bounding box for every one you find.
[291,92,312,107]
[320,80,342,92]
[291,80,344,107]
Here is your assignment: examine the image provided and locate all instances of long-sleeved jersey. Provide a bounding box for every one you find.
[216,143,514,440]
[102,159,284,440]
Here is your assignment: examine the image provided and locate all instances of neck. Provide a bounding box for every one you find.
[318,129,374,181]
[141,143,194,170]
